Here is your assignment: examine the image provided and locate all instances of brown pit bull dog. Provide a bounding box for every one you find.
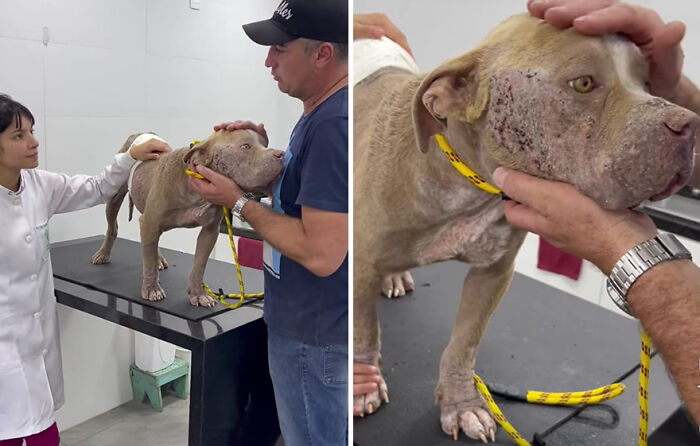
[91,130,284,307]
[353,14,698,441]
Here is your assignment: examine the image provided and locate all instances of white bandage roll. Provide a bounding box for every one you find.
[353,36,420,86]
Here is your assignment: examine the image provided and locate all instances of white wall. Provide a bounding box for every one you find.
[0,0,301,430]
[354,0,700,313]
[354,0,700,76]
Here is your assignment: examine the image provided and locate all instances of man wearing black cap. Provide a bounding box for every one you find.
[188,1,348,445]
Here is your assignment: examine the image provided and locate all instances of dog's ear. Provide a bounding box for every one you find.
[183,139,213,166]
[412,51,488,153]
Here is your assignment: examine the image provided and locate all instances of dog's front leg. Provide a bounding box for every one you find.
[435,254,517,442]
[187,221,220,307]
[353,259,388,416]
[140,215,166,301]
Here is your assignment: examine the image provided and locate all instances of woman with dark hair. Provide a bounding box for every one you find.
[0,94,171,446]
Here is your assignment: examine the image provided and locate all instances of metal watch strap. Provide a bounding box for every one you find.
[231,192,256,222]
[606,233,691,316]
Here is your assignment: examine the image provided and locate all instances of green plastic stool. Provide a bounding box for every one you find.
[130,357,189,411]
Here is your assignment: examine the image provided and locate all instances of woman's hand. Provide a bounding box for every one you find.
[128,139,171,161]
[354,13,413,56]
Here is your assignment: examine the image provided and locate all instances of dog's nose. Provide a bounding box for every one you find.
[272,151,284,159]
[663,109,700,143]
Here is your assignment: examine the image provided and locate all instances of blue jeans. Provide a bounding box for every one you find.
[267,328,348,446]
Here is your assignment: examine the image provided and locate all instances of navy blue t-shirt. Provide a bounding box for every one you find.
[262,86,348,346]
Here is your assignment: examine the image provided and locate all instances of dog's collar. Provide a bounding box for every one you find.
[185,140,206,179]
[435,134,508,199]
[185,168,205,179]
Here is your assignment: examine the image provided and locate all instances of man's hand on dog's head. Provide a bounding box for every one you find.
[213,120,269,146]
[528,0,685,101]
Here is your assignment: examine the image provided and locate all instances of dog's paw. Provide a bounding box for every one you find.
[189,294,217,307]
[380,271,415,298]
[90,251,111,264]
[439,398,497,442]
[157,255,168,271]
[142,284,166,301]
[353,374,389,417]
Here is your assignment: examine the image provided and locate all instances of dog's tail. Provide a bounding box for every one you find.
[128,196,134,221]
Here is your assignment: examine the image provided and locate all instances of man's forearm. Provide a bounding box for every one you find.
[240,201,340,276]
[628,259,700,425]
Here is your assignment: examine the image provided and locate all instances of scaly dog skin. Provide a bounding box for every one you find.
[91,129,284,307]
[353,14,698,441]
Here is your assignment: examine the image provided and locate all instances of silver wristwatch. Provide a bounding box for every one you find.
[231,192,257,222]
[607,233,691,316]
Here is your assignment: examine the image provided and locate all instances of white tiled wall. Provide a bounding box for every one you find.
[0,37,47,166]
[45,0,146,50]
[354,0,700,78]
[148,0,226,61]
[45,46,147,119]
[0,0,300,431]
[0,0,45,41]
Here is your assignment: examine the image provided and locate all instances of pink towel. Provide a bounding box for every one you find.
[238,237,263,270]
[537,236,582,280]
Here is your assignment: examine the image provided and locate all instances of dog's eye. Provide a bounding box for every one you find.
[240,144,251,150]
[568,76,595,93]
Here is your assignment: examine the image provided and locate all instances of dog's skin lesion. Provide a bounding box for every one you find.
[353,13,699,441]
[91,129,284,307]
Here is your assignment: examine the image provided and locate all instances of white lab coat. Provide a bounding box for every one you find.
[0,152,135,439]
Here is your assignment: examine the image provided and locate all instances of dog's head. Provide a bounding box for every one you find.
[413,13,698,209]
[183,129,284,195]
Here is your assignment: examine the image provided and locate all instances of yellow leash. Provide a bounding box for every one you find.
[435,134,651,445]
[474,331,651,445]
[435,133,505,197]
[185,167,263,309]
[639,330,651,445]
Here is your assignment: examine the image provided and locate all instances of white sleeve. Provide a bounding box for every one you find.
[40,152,137,217]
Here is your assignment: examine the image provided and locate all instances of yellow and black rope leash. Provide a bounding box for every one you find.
[185,164,263,309]
[435,133,508,199]
[436,133,651,445]
[474,331,651,446]
[639,330,651,445]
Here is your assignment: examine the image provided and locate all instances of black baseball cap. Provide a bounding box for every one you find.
[243,0,348,46]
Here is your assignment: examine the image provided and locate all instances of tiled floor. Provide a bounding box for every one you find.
[59,394,284,446]
[59,395,189,446]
